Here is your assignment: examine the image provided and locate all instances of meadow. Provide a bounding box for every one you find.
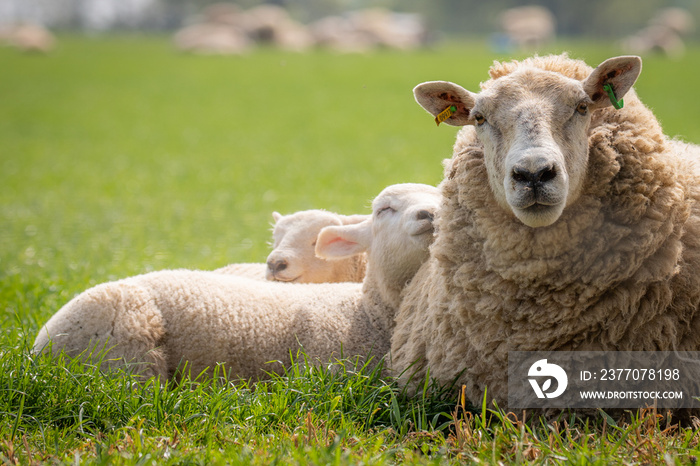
[2,35,700,464]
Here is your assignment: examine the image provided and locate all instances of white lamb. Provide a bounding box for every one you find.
[33,183,440,381]
[215,209,369,283]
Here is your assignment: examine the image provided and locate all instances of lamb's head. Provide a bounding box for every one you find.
[315,183,441,306]
[414,55,642,228]
[266,210,368,283]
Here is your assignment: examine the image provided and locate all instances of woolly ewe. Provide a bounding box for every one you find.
[390,54,700,414]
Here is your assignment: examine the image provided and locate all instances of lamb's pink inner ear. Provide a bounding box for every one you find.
[316,235,363,259]
[315,224,370,259]
[584,56,642,109]
[413,81,476,126]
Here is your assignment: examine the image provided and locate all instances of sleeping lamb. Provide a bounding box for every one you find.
[216,209,368,283]
[34,183,440,381]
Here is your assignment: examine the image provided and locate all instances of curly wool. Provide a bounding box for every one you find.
[33,270,373,380]
[390,54,700,410]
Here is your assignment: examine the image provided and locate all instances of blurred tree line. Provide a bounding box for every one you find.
[1,0,698,38]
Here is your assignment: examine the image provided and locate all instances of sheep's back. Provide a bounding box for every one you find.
[133,270,364,379]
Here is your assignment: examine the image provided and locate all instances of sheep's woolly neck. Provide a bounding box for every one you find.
[391,54,700,410]
[349,254,368,283]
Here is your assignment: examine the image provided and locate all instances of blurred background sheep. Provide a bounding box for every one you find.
[0,23,55,52]
[1,1,697,56]
[173,3,430,54]
[497,5,556,51]
[623,7,695,57]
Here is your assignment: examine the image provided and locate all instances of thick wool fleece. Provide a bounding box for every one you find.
[33,269,398,380]
[390,55,700,410]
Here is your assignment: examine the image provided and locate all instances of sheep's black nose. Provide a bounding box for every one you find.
[416,209,435,222]
[512,165,557,186]
[267,259,288,274]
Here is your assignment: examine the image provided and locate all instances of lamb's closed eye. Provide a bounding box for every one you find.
[376,206,395,216]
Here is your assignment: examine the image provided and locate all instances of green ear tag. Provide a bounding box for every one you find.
[435,105,457,126]
[603,83,624,110]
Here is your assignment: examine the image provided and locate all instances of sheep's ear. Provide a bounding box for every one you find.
[315,220,371,260]
[272,211,283,222]
[413,81,477,126]
[338,214,370,225]
[583,56,642,110]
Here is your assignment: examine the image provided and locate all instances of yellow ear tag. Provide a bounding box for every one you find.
[435,105,457,126]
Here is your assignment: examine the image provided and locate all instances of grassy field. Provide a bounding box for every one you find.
[2,35,700,464]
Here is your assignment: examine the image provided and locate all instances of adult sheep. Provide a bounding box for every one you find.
[34,184,440,381]
[216,209,368,283]
[389,54,700,412]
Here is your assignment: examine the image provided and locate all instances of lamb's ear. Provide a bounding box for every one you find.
[315,220,371,260]
[338,214,370,225]
[272,211,283,223]
[583,56,642,110]
[413,81,477,126]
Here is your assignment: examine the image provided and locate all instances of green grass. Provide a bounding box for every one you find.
[2,35,700,464]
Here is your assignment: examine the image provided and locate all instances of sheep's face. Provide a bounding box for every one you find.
[471,70,590,228]
[266,210,368,283]
[368,183,441,287]
[414,55,642,228]
[315,183,441,304]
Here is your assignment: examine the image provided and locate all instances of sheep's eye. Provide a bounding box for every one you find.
[576,102,588,116]
[311,240,317,247]
[473,113,486,126]
[376,206,395,216]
